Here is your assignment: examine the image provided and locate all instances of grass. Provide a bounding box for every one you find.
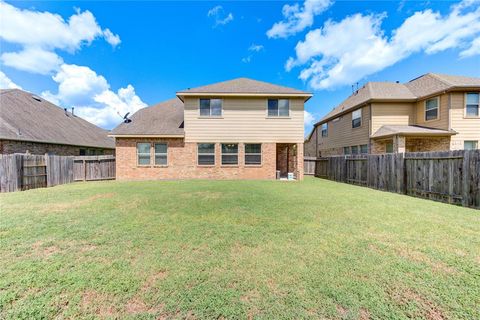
[0,177,479,319]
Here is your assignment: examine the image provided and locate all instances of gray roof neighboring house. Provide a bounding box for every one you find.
[177,77,312,97]
[370,125,457,139]
[0,89,114,149]
[110,98,184,136]
[315,73,480,126]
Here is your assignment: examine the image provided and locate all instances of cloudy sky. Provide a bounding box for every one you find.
[1,0,479,134]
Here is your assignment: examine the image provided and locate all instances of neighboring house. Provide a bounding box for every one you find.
[305,73,480,156]
[110,78,311,180]
[0,89,115,156]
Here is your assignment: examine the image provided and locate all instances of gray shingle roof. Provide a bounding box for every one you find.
[111,98,184,136]
[0,89,114,149]
[317,73,480,125]
[177,77,311,95]
[370,125,457,139]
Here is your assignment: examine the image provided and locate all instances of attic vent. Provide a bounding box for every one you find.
[31,95,42,102]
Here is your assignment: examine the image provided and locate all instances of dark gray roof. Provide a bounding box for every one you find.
[370,125,457,139]
[0,89,114,149]
[317,73,480,125]
[177,77,311,95]
[111,98,184,136]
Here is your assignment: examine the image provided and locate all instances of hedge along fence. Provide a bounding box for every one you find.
[315,150,480,209]
[0,154,115,193]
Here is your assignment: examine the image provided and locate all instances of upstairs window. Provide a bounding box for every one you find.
[466,93,479,117]
[343,147,350,155]
[245,144,262,165]
[268,99,289,117]
[352,109,362,128]
[154,143,168,165]
[221,143,238,165]
[425,97,439,121]
[321,123,328,137]
[200,99,222,116]
[198,143,215,165]
[137,143,151,165]
[351,146,359,154]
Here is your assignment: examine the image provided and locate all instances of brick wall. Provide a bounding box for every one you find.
[115,138,304,180]
[0,139,114,156]
[371,136,451,154]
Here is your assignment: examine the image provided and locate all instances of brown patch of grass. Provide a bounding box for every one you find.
[42,192,115,213]
[395,247,456,274]
[81,290,117,317]
[336,304,348,317]
[359,308,370,320]
[31,240,60,257]
[190,191,223,200]
[388,287,445,320]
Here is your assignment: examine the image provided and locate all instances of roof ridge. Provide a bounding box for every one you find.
[427,73,453,86]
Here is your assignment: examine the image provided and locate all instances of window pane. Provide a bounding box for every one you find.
[222,155,238,165]
[200,99,210,116]
[155,155,167,165]
[425,98,438,110]
[245,143,261,154]
[466,93,479,105]
[138,155,150,165]
[344,147,350,155]
[268,99,278,116]
[466,105,479,117]
[279,99,289,116]
[198,155,215,165]
[386,143,393,153]
[155,143,167,154]
[352,118,361,128]
[245,154,261,165]
[198,143,215,154]
[321,123,328,137]
[137,143,150,154]
[221,143,238,154]
[351,146,358,154]
[426,109,438,121]
[360,145,368,154]
[352,109,361,119]
[464,141,478,150]
[211,99,222,116]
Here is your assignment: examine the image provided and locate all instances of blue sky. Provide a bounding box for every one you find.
[1,0,479,134]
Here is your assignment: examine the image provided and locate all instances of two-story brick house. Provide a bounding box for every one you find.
[111,78,312,180]
[305,73,480,156]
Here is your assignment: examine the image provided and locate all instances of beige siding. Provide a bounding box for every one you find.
[317,106,370,155]
[414,94,449,129]
[304,126,318,157]
[370,102,414,134]
[449,92,480,150]
[184,97,304,143]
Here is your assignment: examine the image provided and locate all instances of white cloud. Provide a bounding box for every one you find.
[207,5,234,27]
[41,64,147,128]
[0,2,121,75]
[242,56,252,63]
[1,47,64,75]
[304,110,315,126]
[249,44,264,52]
[267,0,333,39]
[460,37,480,58]
[287,0,480,90]
[0,71,22,89]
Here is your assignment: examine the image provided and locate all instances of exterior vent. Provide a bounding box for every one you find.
[32,95,42,102]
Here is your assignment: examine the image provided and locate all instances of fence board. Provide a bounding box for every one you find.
[315,150,480,209]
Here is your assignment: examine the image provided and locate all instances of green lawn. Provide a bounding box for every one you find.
[0,178,479,319]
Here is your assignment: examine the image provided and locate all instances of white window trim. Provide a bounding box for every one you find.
[424,96,440,122]
[199,98,223,117]
[221,143,239,166]
[154,143,168,166]
[352,108,362,128]
[464,92,480,118]
[137,142,151,167]
[266,98,290,118]
[321,123,328,137]
[244,143,262,166]
[197,143,216,166]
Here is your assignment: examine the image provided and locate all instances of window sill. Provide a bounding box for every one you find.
[197,164,215,167]
[266,116,291,119]
[198,116,224,119]
[245,164,262,168]
[463,115,480,119]
[221,165,239,168]
[137,165,152,168]
[153,165,168,168]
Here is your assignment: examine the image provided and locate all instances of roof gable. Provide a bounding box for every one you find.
[0,89,114,149]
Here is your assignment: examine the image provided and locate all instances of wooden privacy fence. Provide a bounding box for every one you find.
[0,154,115,192]
[314,150,480,209]
[304,156,317,175]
